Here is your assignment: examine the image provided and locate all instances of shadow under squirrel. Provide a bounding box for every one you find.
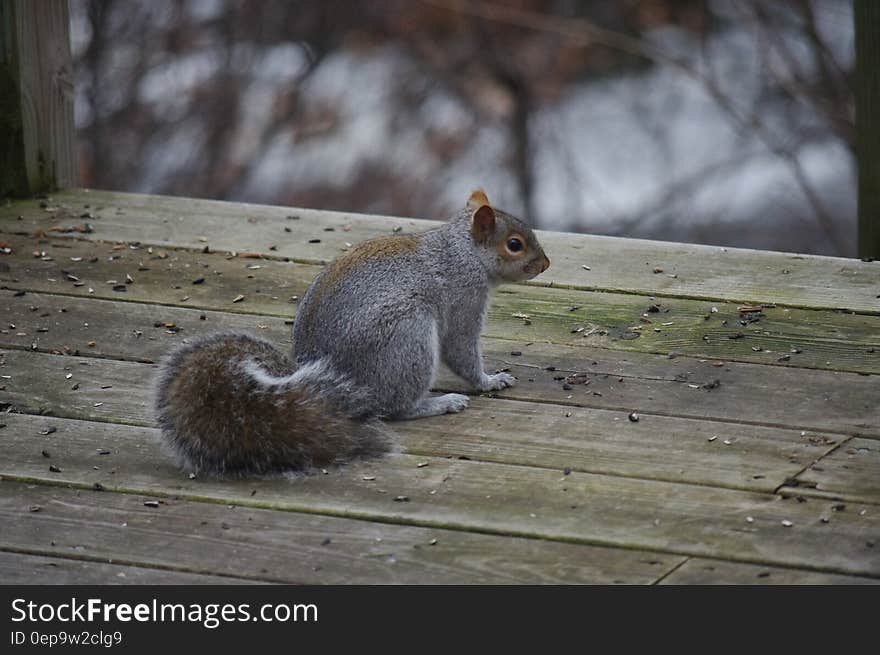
[154,189,550,476]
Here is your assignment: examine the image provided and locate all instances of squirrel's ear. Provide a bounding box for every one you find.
[467,188,491,210]
[470,204,496,243]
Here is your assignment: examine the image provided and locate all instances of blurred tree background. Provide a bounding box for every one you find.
[70,0,855,255]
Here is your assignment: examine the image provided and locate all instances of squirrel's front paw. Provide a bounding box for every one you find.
[481,372,516,391]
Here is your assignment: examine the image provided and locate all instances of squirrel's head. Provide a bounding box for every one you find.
[467,189,550,283]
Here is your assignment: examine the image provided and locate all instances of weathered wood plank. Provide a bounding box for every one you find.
[1,189,879,313]
[0,414,877,576]
[477,342,880,439]
[2,282,878,435]
[0,288,282,363]
[781,439,880,506]
[3,255,880,374]
[0,480,681,584]
[0,550,258,585]
[491,285,880,374]
[0,232,314,315]
[0,0,75,196]
[658,558,879,585]
[0,350,843,492]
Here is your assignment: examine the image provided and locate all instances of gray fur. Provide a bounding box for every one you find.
[154,200,549,477]
[293,207,549,416]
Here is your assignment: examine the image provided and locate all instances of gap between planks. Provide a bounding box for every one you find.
[650,556,692,585]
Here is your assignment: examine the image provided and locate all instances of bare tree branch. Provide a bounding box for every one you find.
[423,0,848,252]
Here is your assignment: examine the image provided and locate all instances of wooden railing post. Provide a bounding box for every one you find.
[0,0,75,197]
[856,0,880,259]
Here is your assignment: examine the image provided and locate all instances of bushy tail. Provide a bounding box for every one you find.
[154,331,391,476]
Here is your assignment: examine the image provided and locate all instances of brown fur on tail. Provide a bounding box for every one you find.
[154,332,391,476]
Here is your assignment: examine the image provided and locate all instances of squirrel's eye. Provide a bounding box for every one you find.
[506,238,523,253]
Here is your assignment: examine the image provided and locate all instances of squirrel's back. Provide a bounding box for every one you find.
[155,331,390,476]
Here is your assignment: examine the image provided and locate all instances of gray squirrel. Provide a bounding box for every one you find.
[154,189,550,476]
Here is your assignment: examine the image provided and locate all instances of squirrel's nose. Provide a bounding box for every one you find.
[541,257,550,273]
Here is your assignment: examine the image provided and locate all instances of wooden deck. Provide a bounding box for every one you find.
[0,189,878,584]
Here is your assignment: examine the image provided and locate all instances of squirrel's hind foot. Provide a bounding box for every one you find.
[394,393,470,419]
